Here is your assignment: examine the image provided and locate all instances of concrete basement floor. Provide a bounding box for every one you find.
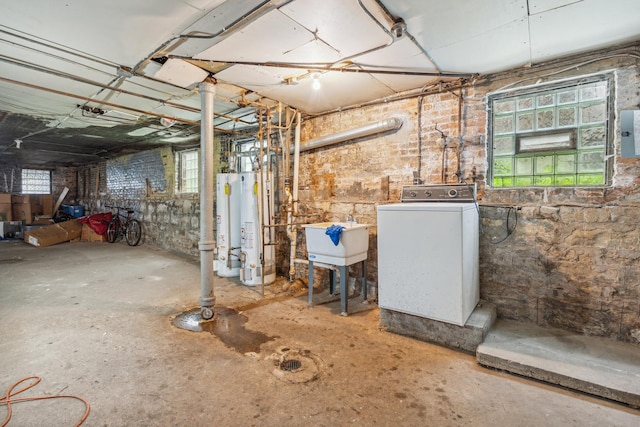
[1,241,639,426]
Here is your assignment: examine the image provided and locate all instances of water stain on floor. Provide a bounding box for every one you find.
[173,307,276,354]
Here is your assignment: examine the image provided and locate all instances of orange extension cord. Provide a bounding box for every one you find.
[0,376,90,426]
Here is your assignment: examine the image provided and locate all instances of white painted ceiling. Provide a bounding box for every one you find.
[0,0,639,165]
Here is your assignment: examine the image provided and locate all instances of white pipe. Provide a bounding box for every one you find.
[293,112,302,215]
[224,175,232,269]
[198,80,216,319]
[286,112,302,281]
[291,117,403,153]
[285,187,296,281]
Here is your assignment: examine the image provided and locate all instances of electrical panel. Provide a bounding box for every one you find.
[621,110,640,158]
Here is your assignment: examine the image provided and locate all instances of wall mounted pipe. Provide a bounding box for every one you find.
[293,112,302,211]
[287,112,302,280]
[198,79,216,320]
[292,117,403,154]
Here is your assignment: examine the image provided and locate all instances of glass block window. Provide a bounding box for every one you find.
[21,169,51,194]
[178,150,199,193]
[489,75,611,187]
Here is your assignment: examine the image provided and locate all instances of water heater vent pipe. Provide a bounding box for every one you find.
[292,117,403,153]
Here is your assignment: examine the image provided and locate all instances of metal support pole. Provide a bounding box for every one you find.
[362,260,367,301]
[199,79,216,320]
[339,265,348,316]
[308,260,314,307]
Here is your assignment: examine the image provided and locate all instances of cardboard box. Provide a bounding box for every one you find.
[24,219,83,248]
[33,216,55,225]
[12,203,34,224]
[81,224,105,242]
[11,194,47,224]
[14,204,35,224]
[57,220,83,239]
[11,194,37,205]
[0,203,11,221]
[0,193,10,204]
[41,195,54,216]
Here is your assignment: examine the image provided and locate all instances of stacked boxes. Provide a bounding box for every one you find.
[11,195,41,224]
[6,194,55,224]
[0,193,11,221]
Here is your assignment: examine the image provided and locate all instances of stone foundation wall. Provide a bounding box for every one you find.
[77,147,203,260]
[296,45,640,343]
[63,44,640,344]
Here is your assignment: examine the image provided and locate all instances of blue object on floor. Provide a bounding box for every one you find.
[325,224,345,246]
[61,204,85,218]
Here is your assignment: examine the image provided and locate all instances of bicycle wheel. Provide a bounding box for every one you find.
[106,219,120,243]
[125,219,142,246]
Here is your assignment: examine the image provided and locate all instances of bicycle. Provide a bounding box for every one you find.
[105,206,142,246]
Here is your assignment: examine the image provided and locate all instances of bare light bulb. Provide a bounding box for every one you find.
[312,74,321,90]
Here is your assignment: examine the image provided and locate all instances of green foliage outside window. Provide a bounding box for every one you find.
[489,78,610,188]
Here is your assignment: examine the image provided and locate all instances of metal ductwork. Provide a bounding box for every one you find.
[293,117,403,153]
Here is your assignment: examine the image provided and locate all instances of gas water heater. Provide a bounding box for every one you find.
[215,173,241,277]
[239,171,276,286]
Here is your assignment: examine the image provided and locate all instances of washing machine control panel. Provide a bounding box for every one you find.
[401,184,476,202]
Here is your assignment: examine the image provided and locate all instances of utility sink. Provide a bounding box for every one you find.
[302,222,370,266]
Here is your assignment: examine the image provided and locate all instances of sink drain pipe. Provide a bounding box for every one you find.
[199,79,216,320]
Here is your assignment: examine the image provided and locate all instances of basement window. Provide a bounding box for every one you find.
[177,149,199,193]
[21,169,51,194]
[488,74,612,187]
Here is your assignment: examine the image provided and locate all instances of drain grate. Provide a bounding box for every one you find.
[280,359,302,371]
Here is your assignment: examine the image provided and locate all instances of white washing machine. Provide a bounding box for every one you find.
[377,184,479,326]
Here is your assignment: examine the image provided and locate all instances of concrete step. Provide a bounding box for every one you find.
[380,300,497,354]
[477,319,640,408]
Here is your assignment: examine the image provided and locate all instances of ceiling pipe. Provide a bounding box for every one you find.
[324,0,393,69]
[308,77,477,119]
[0,75,261,135]
[0,55,255,126]
[292,117,403,153]
[183,57,473,78]
[0,28,117,70]
[133,0,273,75]
[369,0,442,73]
[0,75,200,124]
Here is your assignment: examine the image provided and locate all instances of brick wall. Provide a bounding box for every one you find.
[295,46,640,343]
[0,162,77,201]
[77,145,221,260]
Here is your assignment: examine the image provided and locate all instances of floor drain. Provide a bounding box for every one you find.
[280,359,302,371]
